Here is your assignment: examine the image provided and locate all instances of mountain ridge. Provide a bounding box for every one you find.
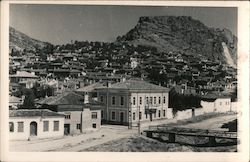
[117,16,237,67]
[9,26,51,52]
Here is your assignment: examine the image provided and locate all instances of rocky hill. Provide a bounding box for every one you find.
[9,26,51,52]
[117,16,237,67]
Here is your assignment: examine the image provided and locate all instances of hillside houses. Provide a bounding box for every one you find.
[9,39,238,141]
[9,39,237,97]
[9,71,39,89]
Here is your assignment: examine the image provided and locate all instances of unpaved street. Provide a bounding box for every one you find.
[178,114,237,131]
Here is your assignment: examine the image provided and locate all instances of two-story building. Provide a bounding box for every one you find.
[9,71,39,89]
[95,79,170,127]
[37,91,102,135]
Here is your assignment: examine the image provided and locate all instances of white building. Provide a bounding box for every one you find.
[9,71,39,89]
[200,94,233,113]
[9,109,64,140]
[95,79,170,127]
[130,57,138,69]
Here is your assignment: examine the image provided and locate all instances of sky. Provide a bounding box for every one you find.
[10,5,237,45]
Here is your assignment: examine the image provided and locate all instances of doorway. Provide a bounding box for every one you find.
[64,124,70,135]
[120,112,124,123]
[30,121,37,136]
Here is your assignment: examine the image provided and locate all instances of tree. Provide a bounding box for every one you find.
[169,87,201,115]
[20,88,35,109]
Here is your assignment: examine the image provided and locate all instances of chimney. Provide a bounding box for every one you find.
[106,82,111,88]
[84,92,89,104]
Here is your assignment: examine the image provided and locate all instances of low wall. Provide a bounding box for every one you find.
[168,101,238,121]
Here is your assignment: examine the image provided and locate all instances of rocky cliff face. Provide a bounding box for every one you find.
[117,16,237,66]
[9,26,50,52]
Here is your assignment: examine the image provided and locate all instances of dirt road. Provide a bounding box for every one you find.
[10,125,137,152]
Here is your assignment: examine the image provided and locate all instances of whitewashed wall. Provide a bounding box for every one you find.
[9,117,64,140]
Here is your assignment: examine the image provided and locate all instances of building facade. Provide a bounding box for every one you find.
[201,94,232,113]
[37,92,102,135]
[9,109,64,140]
[9,71,39,89]
[95,79,170,126]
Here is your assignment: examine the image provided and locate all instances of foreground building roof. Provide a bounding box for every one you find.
[9,109,65,117]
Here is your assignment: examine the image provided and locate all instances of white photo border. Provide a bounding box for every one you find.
[1,1,249,162]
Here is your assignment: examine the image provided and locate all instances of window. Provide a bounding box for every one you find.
[111,111,116,120]
[163,110,166,117]
[53,121,59,131]
[139,97,142,105]
[112,96,116,105]
[92,112,98,119]
[139,112,142,120]
[133,97,136,105]
[120,96,124,106]
[65,114,71,119]
[154,97,156,104]
[158,110,161,117]
[146,113,148,119]
[133,112,135,120]
[100,96,104,102]
[159,97,161,104]
[17,122,24,132]
[150,97,153,104]
[43,121,49,132]
[163,96,166,104]
[77,124,81,130]
[9,122,14,132]
[92,123,97,128]
[146,97,149,104]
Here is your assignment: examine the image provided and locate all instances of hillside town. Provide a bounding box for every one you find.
[9,15,238,152]
[9,39,237,138]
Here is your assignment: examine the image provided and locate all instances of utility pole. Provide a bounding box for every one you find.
[138,105,140,135]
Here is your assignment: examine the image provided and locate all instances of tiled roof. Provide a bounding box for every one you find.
[37,92,84,105]
[98,79,169,92]
[9,96,22,103]
[9,109,64,117]
[10,71,38,78]
[76,82,105,92]
[201,92,231,101]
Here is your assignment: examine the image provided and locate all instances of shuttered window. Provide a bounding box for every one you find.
[43,121,49,132]
[17,122,24,132]
[53,121,59,131]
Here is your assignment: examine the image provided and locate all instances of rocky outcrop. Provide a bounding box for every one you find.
[9,26,51,52]
[117,16,237,66]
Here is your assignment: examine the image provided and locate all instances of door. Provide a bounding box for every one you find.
[30,122,37,136]
[64,124,70,135]
[120,112,124,123]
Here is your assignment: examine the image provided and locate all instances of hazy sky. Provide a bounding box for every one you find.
[10,5,237,45]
